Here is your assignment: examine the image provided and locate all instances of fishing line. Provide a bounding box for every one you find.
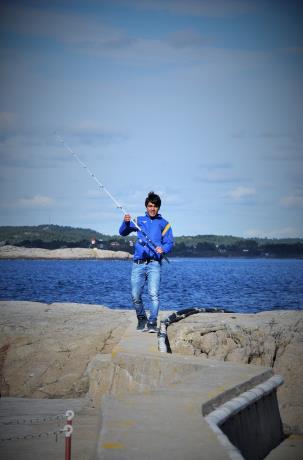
[54,133,169,262]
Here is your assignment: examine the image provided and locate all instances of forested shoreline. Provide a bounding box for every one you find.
[0,224,302,258]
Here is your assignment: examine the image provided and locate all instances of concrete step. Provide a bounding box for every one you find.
[98,392,229,460]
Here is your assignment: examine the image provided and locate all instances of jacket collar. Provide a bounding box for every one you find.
[145,211,161,220]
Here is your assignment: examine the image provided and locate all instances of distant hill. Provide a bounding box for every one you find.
[0,225,302,258]
[0,225,112,245]
[0,225,123,251]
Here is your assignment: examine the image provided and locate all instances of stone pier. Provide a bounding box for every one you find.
[97,317,284,460]
[1,302,302,459]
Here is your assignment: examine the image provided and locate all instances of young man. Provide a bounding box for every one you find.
[119,191,174,332]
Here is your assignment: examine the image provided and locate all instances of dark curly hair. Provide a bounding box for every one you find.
[145,191,161,209]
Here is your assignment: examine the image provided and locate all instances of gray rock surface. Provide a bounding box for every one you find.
[0,301,132,400]
[0,245,132,259]
[167,310,303,433]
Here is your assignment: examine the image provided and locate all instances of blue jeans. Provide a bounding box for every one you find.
[131,260,161,323]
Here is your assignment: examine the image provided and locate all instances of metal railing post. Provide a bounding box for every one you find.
[64,410,74,460]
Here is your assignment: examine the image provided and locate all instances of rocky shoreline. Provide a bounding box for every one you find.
[167,309,303,434]
[0,245,132,260]
[0,301,302,434]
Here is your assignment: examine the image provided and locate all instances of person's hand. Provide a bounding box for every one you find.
[155,246,164,254]
[124,214,131,222]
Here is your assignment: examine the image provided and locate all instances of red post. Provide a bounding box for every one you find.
[64,410,74,460]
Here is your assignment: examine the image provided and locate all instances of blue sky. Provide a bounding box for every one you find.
[0,0,302,238]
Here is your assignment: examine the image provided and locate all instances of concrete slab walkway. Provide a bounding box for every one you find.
[0,315,288,460]
[97,317,276,459]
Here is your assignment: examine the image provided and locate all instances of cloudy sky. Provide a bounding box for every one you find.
[0,0,302,238]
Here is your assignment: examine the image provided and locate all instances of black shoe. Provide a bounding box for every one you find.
[144,322,158,333]
[136,315,147,330]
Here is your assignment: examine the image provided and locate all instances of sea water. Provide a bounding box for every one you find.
[0,258,302,313]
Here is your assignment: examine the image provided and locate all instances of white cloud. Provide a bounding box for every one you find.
[195,163,245,184]
[280,194,303,208]
[61,121,128,144]
[244,227,302,239]
[167,29,206,48]
[1,5,133,49]
[18,195,54,207]
[86,189,107,199]
[204,170,239,183]
[282,47,303,55]
[127,0,255,17]
[0,111,18,129]
[157,190,186,207]
[0,3,265,69]
[226,186,256,200]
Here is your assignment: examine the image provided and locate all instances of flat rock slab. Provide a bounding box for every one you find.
[0,301,132,398]
[0,245,132,259]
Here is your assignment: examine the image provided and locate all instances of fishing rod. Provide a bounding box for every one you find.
[54,133,169,263]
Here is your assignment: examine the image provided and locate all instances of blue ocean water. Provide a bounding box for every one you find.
[0,258,302,313]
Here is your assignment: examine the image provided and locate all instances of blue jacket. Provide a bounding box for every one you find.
[119,212,174,261]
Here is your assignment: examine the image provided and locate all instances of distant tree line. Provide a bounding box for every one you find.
[170,240,303,258]
[0,225,302,258]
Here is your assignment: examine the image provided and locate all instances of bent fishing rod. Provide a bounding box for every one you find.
[54,133,169,263]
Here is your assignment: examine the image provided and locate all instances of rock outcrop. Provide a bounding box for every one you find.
[0,302,302,434]
[166,310,303,433]
[0,245,132,259]
[0,301,132,399]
